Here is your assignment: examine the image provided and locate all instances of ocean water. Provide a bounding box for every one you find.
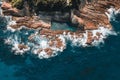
[51,22,77,31]
[0,12,120,80]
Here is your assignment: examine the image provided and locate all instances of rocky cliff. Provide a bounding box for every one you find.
[1,0,99,22]
[4,0,98,14]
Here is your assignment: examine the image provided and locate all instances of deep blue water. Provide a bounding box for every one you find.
[0,18,120,80]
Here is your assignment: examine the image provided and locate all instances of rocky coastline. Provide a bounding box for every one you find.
[1,0,120,58]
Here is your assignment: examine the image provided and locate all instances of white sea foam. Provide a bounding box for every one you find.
[105,7,120,21]
[4,16,17,32]
[2,5,119,59]
[0,2,3,15]
[4,16,29,32]
[38,50,50,59]
[4,26,116,59]
[62,32,87,47]
[91,27,116,46]
[40,40,48,48]
[0,2,19,32]
[0,7,3,15]
[105,7,116,21]
[60,26,116,47]
[4,34,30,54]
[27,33,67,59]
[29,26,116,59]
[12,43,30,55]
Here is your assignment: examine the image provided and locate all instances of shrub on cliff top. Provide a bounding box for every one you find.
[11,0,24,9]
[33,0,71,6]
[7,0,98,12]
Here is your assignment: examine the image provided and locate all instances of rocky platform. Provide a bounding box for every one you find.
[1,0,120,58]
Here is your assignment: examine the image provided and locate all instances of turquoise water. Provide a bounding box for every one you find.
[0,16,120,80]
[51,22,77,31]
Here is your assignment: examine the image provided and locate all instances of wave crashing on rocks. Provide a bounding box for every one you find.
[3,8,119,59]
[0,0,119,59]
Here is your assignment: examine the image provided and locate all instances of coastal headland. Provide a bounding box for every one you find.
[0,0,120,58]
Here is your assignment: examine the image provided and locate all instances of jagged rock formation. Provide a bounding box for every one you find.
[1,0,120,32]
[1,0,99,23]
[1,0,120,34]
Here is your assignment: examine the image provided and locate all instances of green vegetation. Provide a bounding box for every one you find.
[6,0,98,15]
[33,0,72,6]
[11,0,24,9]
[9,0,71,8]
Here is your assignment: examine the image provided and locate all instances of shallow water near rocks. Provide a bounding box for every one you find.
[51,22,77,31]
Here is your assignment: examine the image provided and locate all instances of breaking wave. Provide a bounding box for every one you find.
[1,7,120,59]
